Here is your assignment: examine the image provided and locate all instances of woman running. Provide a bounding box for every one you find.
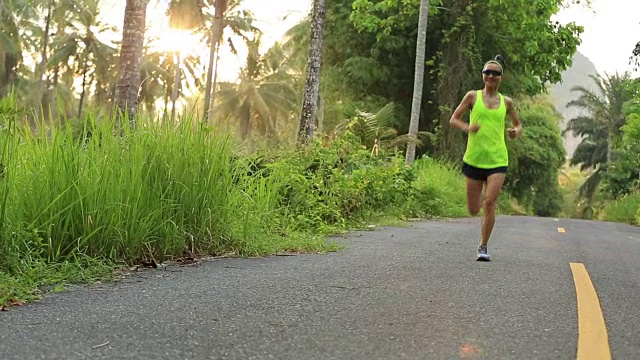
[448,55,523,261]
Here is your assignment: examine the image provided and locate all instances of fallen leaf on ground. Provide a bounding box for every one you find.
[91,341,110,349]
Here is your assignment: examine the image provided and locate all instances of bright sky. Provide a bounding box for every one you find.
[555,0,640,76]
[99,0,640,80]
[99,0,311,82]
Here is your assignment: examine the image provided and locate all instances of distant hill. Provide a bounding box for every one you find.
[549,51,599,158]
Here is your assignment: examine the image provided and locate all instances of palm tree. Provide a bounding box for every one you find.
[297,0,326,144]
[565,73,632,165]
[31,0,54,117]
[335,103,430,156]
[204,1,258,123]
[167,0,204,29]
[48,0,117,117]
[115,0,148,123]
[202,0,227,121]
[138,49,172,118]
[405,0,429,165]
[281,19,311,72]
[0,0,29,98]
[31,0,88,116]
[215,38,298,140]
[2,0,88,125]
[167,0,258,122]
[137,41,203,122]
[564,72,633,207]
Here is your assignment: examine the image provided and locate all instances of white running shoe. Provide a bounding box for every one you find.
[477,245,491,261]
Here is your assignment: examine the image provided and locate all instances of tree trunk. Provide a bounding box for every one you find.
[33,3,52,129]
[115,0,148,127]
[95,81,106,109]
[405,0,430,165]
[163,80,170,123]
[436,1,473,158]
[36,4,52,76]
[317,94,324,134]
[203,0,227,123]
[78,57,89,117]
[53,64,59,89]
[203,24,217,121]
[208,40,221,123]
[607,132,613,164]
[171,52,181,124]
[239,101,251,139]
[297,0,326,145]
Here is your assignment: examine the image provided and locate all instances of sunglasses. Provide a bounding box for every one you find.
[482,69,502,77]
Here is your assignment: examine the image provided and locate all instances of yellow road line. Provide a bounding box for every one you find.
[558,227,566,233]
[570,263,612,360]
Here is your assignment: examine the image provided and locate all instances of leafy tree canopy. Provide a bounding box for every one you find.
[350,0,584,95]
[504,96,566,216]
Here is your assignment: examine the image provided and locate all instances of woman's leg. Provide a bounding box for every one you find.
[480,173,506,246]
[466,177,485,216]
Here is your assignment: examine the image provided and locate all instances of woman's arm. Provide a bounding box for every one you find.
[505,97,523,138]
[449,91,479,133]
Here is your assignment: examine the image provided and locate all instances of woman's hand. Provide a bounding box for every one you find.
[507,126,521,139]
[468,124,480,133]
[505,97,523,139]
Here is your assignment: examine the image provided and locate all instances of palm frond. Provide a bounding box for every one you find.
[579,168,604,202]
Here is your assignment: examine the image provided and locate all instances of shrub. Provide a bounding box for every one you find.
[598,192,640,225]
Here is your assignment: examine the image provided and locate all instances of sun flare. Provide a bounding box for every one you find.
[147,28,207,58]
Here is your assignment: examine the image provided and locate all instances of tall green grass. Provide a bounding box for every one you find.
[408,157,467,218]
[1,117,299,266]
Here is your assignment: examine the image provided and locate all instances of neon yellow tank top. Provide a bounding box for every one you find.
[462,90,509,168]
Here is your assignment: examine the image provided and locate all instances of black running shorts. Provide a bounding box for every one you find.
[462,162,507,182]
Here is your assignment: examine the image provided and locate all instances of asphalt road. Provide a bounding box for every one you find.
[1,216,639,360]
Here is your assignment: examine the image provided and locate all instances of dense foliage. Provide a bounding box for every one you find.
[562,74,640,221]
[504,97,566,216]
[347,0,582,155]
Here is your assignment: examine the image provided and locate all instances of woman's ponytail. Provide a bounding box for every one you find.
[494,54,506,70]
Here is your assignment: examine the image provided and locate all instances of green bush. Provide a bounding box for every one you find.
[598,192,640,225]
[268,131,413,230]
